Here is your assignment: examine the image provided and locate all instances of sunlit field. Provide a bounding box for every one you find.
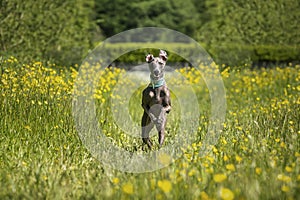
[0,57,299,199]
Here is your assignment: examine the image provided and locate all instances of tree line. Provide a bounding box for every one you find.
[1,0,299,66]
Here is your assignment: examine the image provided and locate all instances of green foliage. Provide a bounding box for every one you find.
[95,0,139,37]
[95,43,200,66]
[0,0,99,66]
[196,0,300,65]
[95,0,200,38]
[1,0,299,66]
[93,0,299,66]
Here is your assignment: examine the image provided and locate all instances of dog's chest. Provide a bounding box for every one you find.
[148,87,165,99]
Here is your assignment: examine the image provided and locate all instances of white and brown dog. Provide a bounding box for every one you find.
[145,49,171,112]
[141,50,171,149]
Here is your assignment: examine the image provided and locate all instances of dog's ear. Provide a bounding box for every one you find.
[146,54,154,63]
[159,50,168,61]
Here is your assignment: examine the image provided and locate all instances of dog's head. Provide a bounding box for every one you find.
[146,50,168,79]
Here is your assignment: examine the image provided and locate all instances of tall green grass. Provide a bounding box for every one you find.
[0,59,299,199]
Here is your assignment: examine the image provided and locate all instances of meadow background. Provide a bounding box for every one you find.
[1,0,300,199]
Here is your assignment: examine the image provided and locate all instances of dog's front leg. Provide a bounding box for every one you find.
[154,87,162,104]
[142,104,158,123]
[141,111,154,149]
[156,109,166,147]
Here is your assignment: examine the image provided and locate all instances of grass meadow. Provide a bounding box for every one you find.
[0,57,299,199]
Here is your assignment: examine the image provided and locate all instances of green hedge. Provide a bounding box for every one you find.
[210,44,300,66]
[91,42,300,67]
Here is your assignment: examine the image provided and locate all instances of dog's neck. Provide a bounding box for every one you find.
[150,78,165,89]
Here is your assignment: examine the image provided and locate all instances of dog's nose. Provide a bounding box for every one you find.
[153,69,159,76]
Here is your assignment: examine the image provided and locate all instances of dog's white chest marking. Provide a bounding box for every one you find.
[149,91,155,98]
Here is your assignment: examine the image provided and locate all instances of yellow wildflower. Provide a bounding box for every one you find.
[213,174,227,183]
[277,174,291,183]
[200,191,209,200]
[220,187,235,200]
[255,167,262,175]
[24,125,32,132]
[285,166,293,172]
[281,185,290,192]
[157,179,172,193]
[225,164,235,171]
[280,142,286,148]
[223,155,229,162]
[188,168,197,177]
[122,182,134,195]
[112,177,119,184]
[235,155,242,163]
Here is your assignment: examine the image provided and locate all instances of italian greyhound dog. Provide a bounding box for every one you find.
[141,50,171,149]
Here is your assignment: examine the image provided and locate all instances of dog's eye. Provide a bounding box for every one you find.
[158,62,164,65]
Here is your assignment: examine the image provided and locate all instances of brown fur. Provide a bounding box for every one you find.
[141,84,171,149]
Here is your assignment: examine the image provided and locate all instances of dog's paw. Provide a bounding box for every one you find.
[156,118,163,124]
[151,116,162,124]
[164,105,171,113]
